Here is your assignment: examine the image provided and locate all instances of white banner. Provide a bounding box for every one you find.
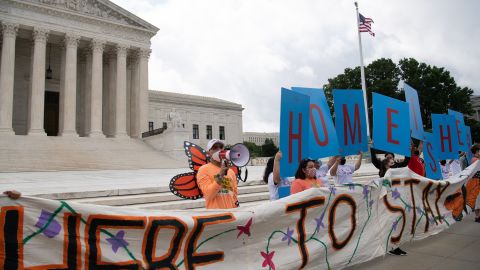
[1,162,479,269]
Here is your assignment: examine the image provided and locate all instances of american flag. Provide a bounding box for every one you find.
[359,13,375,37]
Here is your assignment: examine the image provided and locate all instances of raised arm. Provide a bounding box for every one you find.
[370,147,381,169]
[326,156,337,169]
[355,151,363,171]
[417,141,423,154]
[272,151,282,185]
[330,157,341,176]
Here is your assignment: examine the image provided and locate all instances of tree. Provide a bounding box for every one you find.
[399,58,474,128]
[242,141,262,158]
[261,139,278,157]
[323,57,478,136]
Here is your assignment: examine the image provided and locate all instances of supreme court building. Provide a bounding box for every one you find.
[0,1,244,172]
[0,0,155,138]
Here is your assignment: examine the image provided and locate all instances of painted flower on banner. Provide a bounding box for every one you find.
[428,216,436,224]
[329,186,336,195]
[363,186,369,199]
[392,188,401,200]
[369,200,374,208]
[314,213,325,232]
[34,209,61,238]
[416,207,424,215]
[237,217,253,238]
[261,251,275,270]
[392,219,399,231]
[405,205,412,212]
[281,227,294,246]
[106,230,129,253]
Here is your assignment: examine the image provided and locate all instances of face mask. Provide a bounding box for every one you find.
[340,158,346,165]
[306,168,316,177]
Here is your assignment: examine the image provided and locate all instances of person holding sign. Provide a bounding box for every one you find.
[315,157,336,186]
[197,139,239,209]
[263,151,290,201]
[330,152,363,184]
[370,147,410,177]
[291,159,324,194]
[408,141,425,176]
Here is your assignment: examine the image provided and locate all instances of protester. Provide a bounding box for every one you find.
[330,152,363,185]
[408,141,425,176]
[315,157,336,186]
[197,139,238,209]
[440,160,450,180]
[3,190,21,199]
[449,159,462,176]
[370,147,410,177]
[459,151,469,170]
[263,151,283,201]
[291,159,323,194]
[471,144,480,223]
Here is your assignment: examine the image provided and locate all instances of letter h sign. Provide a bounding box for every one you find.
[279,88,310,178]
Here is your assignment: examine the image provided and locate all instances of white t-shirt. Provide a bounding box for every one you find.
[316,164,330,186]
[440,164,450,179]
[335,164,355,184]
[268,173,292,201]
[449,159,461,176]
[267,173,279,201]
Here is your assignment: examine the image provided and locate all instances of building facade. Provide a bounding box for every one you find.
[0,0,157,138]
[243,132,279,146]
[470,95,480,122]
[148,90,244,147]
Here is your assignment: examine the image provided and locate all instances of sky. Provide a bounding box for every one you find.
[111,0,480,133]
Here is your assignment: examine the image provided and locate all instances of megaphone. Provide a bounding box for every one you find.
[211,143,250,167]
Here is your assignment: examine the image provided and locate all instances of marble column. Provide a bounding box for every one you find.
[138,48,151,137]
[130,52,140,138]
[59,33,80,136]
[28,28,49,135]
[114,44,128,138]
[0,23,18,134]
[88,39,105,137]
[107,52,117,137]
[82,49,92,136]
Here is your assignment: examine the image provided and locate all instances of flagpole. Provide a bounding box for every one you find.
[355,2,370,138]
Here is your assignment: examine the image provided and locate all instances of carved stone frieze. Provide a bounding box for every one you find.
[25,0,145,28]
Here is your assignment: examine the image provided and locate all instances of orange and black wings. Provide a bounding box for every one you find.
[169,172,203,200]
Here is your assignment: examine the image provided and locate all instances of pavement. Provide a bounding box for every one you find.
[0,163,379,196]
[347,214,480,270]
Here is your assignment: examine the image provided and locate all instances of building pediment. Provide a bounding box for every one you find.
[18,0,159,33]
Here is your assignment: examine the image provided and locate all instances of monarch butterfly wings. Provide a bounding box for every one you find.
[184,141,209,172]
[169,172,203,200]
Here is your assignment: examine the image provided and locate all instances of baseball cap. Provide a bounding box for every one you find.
[206,139,224,151]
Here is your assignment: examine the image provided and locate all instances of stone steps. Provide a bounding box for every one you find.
[0,135,184,172]
[67,184,269,207]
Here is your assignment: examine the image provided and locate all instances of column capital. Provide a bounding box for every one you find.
[1,23,19,38]
[115,44,129,57]
[64,33,80,48]
[137,48,151,59]
[32,28,49,43]
[90,39,106,53]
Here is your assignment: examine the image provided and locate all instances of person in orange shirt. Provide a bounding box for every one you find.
[290,159,323,194]
[197,139,239,209]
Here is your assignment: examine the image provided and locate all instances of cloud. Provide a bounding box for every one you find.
[112,0,480,132]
